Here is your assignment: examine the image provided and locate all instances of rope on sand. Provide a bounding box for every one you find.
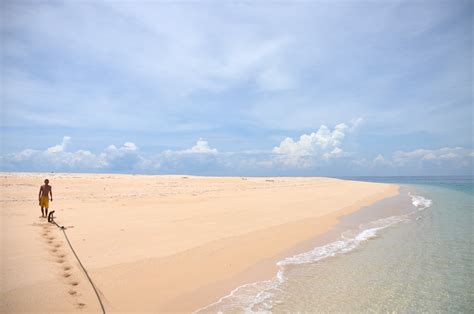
[49,212,106,314]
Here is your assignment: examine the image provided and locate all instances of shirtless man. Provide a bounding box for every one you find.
[39,179,53,218]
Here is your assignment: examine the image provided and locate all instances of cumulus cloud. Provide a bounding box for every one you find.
[1,134,472,176]
[150,139,220,173]
[98,142,142,170]
[271,119,361,168]
[0,137,220,173]
[47,136,71,153]
[323,147,344,160]
[182,139,218,154]
[1,137,143,172]
[273,123,347,154]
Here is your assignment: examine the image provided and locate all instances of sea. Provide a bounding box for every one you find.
[197,176,473,313]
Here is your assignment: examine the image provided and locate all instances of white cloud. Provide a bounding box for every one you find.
[4,3,294,97]
[392,147,468,166]
[122,142,138,151]
[152,139,220,173]
[346,147,473,174]
[47,136,71,153]
[273,124,346,155]
[323,147,344,160]
[438,152,458,160]
[349,147,473,175]
[11,148,40,161]
[98,142,142,169]
[1,134,472,176]
[373,154,392,166]
[271,119,361,167]
[182,139,218,154]
[1,137,143,172]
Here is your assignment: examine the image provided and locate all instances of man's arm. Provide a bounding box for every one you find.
[50,187,53,201]
[39,187,42,200]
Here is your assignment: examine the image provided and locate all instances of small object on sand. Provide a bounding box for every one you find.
[48,210,55,223]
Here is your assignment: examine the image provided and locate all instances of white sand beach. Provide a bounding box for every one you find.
[0,173,398,312]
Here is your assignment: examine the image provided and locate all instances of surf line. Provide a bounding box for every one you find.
[48,211,106,314]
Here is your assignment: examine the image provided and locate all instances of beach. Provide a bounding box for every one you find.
[215,177,473,313]
[0,173,398,312]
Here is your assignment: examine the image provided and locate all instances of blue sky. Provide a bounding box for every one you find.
[1,0,472,176]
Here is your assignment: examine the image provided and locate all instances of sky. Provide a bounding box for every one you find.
[1,0,473,176]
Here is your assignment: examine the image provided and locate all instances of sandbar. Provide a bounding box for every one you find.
[0,173,398,312]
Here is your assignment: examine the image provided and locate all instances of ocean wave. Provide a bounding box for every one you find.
[278,215,407,269]
[196,194,433,313]
[409,193,433,210]
[195,216,409,313]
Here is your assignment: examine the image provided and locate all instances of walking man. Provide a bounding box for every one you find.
[39,179,53,218]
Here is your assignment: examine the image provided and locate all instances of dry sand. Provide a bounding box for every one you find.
[0,173,398,313]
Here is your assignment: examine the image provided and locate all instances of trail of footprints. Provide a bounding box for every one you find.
[41,223,87,310]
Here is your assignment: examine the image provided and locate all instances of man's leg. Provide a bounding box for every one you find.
[41,206,44,217]
[45,207,48,218]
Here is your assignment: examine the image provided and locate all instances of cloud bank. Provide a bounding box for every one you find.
[2,119,471,176]
[1,137,143,173]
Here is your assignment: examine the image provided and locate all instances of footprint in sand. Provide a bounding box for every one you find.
[51,250,64,258]
[40,226,84,303]
[76,303,86,309]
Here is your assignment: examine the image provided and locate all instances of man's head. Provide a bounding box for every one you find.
[44,179,49,185]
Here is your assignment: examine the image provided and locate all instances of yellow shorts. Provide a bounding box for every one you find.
[40,196,49,208]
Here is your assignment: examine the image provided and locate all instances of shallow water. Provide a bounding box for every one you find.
[199,177,474,313]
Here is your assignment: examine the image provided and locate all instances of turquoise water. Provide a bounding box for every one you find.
[199,177,473,313]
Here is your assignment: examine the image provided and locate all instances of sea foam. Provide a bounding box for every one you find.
[409,193,433,210]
